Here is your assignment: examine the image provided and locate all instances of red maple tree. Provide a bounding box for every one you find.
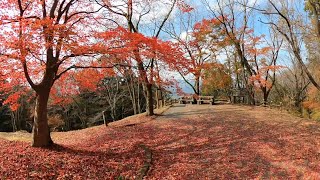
[0,1,185,147]
[0,0,108,147]
[169,16,226,95]
[98,0,186,115]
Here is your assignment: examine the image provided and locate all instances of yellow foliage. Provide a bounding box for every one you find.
[201,63,232,95]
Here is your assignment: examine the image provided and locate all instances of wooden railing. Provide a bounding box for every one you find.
[164,99,178,106]
[179,96,195,104]
[197,96,214,105]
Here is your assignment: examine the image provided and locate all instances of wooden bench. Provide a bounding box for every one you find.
[179,96,195,104]
[197,96,214,105]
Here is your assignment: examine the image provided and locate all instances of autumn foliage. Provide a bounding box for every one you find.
[2,0,320,179]
[201,63,232,96]
[0,0,186,147]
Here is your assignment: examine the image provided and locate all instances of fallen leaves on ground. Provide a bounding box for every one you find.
[1,104,320,179]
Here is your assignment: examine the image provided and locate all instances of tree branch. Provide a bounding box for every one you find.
[55,63,135,80]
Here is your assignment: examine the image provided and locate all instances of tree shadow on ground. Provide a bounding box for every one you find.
[51,104,320,179]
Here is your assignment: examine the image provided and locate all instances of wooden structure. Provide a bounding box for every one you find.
[164,99,178,106]
[179,95,215,105]
[197,96,214,105]
[231,88,249,104]
[179,96,195,104]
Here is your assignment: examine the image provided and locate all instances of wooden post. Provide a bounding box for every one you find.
[102,111,108,127]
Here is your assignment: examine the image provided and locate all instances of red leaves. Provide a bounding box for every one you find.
[97,27,180,64]
[0,0,114,110]
[74,69,106,92]
[0,129,145,179]
[3,91,23,111]
[172,17,227,83]
[1,0,186,113]
[1,105,320,178]
[96,27,185,90]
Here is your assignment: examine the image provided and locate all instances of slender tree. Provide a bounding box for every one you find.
[201,0,260,104]
[262,0,320,91]
[166,11,226,95]
[96,0,182,115]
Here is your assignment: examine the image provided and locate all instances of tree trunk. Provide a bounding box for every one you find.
[155,89,159,109]
[132,86,137,115]
[32,91,53,147]
[145,83,154,116]
[135,51,154,116]
[261,86,269,106]
[137,82,141,114]
[11,111,17,132]
[294,92,304,114]
[195,76,200,95]
[247,86,255,105]
[155,88,163,109]
[263,90,268,106]
[160,90,164,108]
[126,79,137,115]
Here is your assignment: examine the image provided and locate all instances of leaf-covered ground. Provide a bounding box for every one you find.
[1,104,320,179]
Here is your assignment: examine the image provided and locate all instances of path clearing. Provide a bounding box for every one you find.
[144,104,320,179]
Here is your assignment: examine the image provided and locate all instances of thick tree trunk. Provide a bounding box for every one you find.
[32,91,53,147]
[145,83,154,116]
[135,51,154,116]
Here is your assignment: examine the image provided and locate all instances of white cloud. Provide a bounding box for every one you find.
[132,0,178,25]
[101,0,178,29]
[203,0,264,12]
